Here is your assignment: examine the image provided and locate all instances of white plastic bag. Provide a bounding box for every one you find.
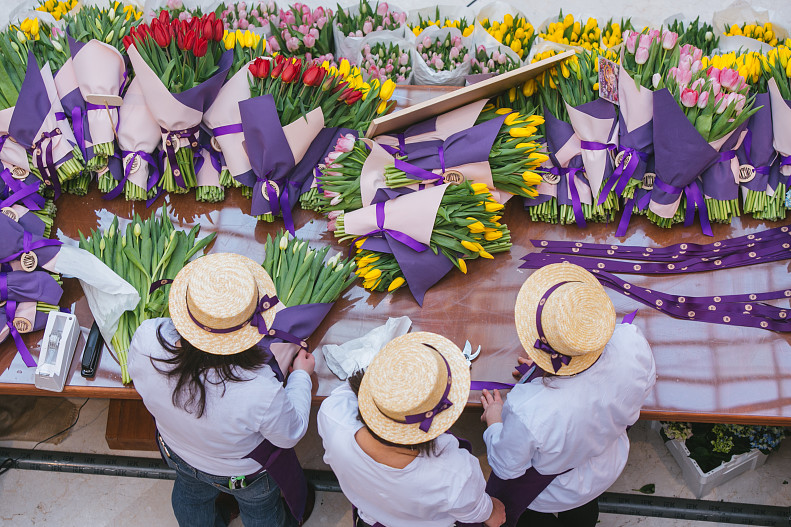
[142,0,217,21]
[333,1,407,63]
[714,0,789,48]
[412,26,472,86]
[53,244,140,354]
[405,4,476,35]
[473,1,529,65]
[356,32,416,84]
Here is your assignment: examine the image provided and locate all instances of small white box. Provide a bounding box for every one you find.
[34,311,81,392]
[651,421,767,498]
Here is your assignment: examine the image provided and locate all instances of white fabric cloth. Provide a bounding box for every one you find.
[318,383,493,527]
[128,318,312,476]
[483,323,656,513]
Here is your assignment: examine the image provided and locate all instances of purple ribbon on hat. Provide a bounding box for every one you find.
[0,231,61,265]
[161,125,200,190]
[534,281,577,373]
[103,150,160,201]
[32,129,65,200]
[0,169,44,210]
[598,147,648,206]
[396,343,453,433]
[352,201,428,256]
[186,293,279,335]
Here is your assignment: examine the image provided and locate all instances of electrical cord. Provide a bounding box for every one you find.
[0,398,89,477]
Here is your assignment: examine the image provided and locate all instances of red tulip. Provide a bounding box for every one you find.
[193,37,208,57]
[249,58,271,78]
[202,18,214,41]
[337,87,354,102]
[281,61,299,83]
[275,55,286,67]
[332,81,348,94]
[158,9,170,24]
[184,30,196,52]
[302,65,322,86]
[213,20,224,41]
[206,12,216,22]
[152,22,171,47]
[345,90,363,104]
[122,35,134,50]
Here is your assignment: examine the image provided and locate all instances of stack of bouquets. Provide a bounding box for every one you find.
[266,3,334,63]
[202,54,392,229]
[411,28,472,86]
[0,168,58,238]
[259,230,356,373]
[77,208,216,383]
[123,11,232,202]
[334,0,406,61]
[535,49,620,227]
[358,40,412,84]
[539,12,601,50]
[648,51,757,233]
[217,1,275,32]
[0,29,84,200]
[480,13,535,60]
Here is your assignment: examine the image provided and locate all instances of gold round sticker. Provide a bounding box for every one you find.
[261,180,280,199]
[1,207,19,222]
[738,164,756,183]
[96,164,109,176]
[11,166,28,180]
[13,317,32,333]
[542,171,560,185]
[615,150,632,168]
[641,172,656,190]
[20,251,38,272]
[210,137,222,152]
[123,153,141,174]
[441,170,464,185]
[169,134,181,153]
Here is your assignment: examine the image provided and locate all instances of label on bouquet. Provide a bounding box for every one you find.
[13,317,31,333]
[0,299,4,308]
[641,172,655,190]
[543,171,561,185]
[123,153,141,174]
[1,207,18,221]
[615,150,631,168]
[598,57,619,105]
[262,180,281,198]
[85,94,124,108]
[738,164,756,183]
[211,137,222,152]
[20,251,38,272]
[442,170,464,185]
[10,166,28,180]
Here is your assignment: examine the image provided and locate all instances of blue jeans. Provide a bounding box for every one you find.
[158,436,297,527]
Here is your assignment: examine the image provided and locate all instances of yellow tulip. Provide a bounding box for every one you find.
[355,265,371,276]
[509,126,537,138]
[379,79,396,101]
[245,31,254,48]
[461,240,480,252]
[387,277,405,291]
[466,220,485,233]
[529,152,549,164]
[522,171,542,184]
[525,115,544,126]
[377,100,388,114]
[364,269,382,281]
[496,108,513,115]
[339,59,351,77]
[458,259,467,274]
[593,82,600,91]
[484,230,503,241]
[479,249,494,259]
[463,26,474,37]
[504,113,522,126]
[485,202,504,213]
[224,32,235,50]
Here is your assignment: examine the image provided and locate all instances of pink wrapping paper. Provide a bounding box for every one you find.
[769,78,791,177]
[38,64,77,162]
[196,147,221,188]
[118,77,161,188]
[0,108,32,172]
[0,302,37,343]
[72,40,125,147]
[282,107,325,164]
[343,183,449,245]
[360,138,394,205]
[53,58,77,101]
[566,101,618,197]
[618,66,653,133]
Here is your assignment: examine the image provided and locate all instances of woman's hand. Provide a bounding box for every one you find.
[512,356,534,379]
[480,389,503,427]
[484,497,506,527]
[291,349,315,376]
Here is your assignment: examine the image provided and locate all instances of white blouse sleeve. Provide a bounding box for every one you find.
[256,370,312,449]
[483,402,539,480]
[446,448,494,524]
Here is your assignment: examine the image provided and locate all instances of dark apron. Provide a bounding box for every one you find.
[351,435,484,527]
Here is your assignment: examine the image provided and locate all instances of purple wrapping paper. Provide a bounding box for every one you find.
[2,270,63,304]
[65,36,91,160]
[264,302,335,344]
[171,51,233,112]
[0,307,48,334]
[618,116,653,183]
[0,214,60,265]
[296,127,359,197]
[702,121,748,201]
[736,92,775,192]
[239,95,295,217]
[650,88,720,206]
[16,210,46,236]
[8,51,50,148]
[361,232,454,306]
[396,115,506,171]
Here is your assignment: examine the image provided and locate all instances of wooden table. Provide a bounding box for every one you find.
[2,86,791,450]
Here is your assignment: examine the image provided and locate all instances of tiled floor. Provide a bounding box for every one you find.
[0,398,789,526]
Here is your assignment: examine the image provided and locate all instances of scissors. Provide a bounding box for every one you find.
[461,341,481,367]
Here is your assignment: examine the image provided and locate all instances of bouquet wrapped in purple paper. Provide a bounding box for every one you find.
[767,78,791,218]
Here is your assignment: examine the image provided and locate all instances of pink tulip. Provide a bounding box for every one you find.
[449,47,459,59]
[679,55,693,71]
[286,36,300,52]
[638,33,653,50]
[690,78,705,91]
[649,29,661,41]
[487,59,495,69]
[299,4,310,16]
[336,134,356,152]
[317,16,327,29]
[710,79,721,96]
[385,63,394,73]
[714,92,725,113]
[268,36,280,51]
[327,210,342,220]
[720,68,740,91]
[498,53,506,65]
[303,33,315,48]
[434,57,444,69]
[680,88,698,107]
[625,31,637,53]
[635,47,649,65]
[239,2,247,10]
[251,9,259,17]
[303,12,313,25]
[314,7,325,18]
[423,36,431,48]
[734,93,746,113]
[452,35,462,47]
[662,30,678,50]
[692,47,703,62]
[399,53,409,65]
[463,53,470,62]
[363,20,373,34]
[239,18,249,29]
[179,11,190,21]
[691,60,702,73]
[232,19,239,29]
[283,10,296,25]
[377,2,389,16]
[697,90,709,109]
[707,66,721,83]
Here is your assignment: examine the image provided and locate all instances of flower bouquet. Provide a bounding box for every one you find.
[78,208,216,383]
[601,18,632,49]
[266,3,334,62]
[68,1,143,53]
[470,45,521,76]
[125,11,231,197]
[260,230,356,374]
[217,1,274,32]
[222,28,266,76]
[30,19,70,74]
[0,169,56,236]
[479,10,536,61]
[34,0,78,21]
[334,0,407,62]
[412,28,471,86]
[667,17,719,56]
[768,74,791,219]
[408,6,475,38]
[331,181,510,305]
[358,38,413,84]
[724,22,783,47]
[194,128,225,203]
[538,11,601,50]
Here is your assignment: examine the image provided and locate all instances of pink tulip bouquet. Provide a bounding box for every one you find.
[218,1,276,31]
[621,28,681,89]
[359,41,412,84]
[470,45,521,75]
[267,3,335,62]
[335,1,406,38]
[417,33,469,73]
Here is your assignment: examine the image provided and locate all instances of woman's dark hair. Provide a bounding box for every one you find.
[348,370,438,457]
[151,323,273,418]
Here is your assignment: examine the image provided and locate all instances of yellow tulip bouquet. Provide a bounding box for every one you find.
[724,22,785,47]
[539,11,601,50]
[480,13,535,60]
[223,28,266,76]
[410,7,475,38]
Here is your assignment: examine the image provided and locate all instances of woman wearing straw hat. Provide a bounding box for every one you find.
[480,262,656,527]
[128,253,315,527]
[317,332,507,527]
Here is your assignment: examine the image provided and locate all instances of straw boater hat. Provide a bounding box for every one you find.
[169,253,280,355]
[515,262,616,376]
[358,332,471,445]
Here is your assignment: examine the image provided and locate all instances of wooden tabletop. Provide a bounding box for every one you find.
[2,86,791,426]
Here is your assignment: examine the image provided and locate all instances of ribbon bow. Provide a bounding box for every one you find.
[0,169,44,210]
[393,145,447,186]
[597,146,649,206]
[184,293,280,335]
[161,125,200,190]
[32,128,65,200]
[533,281,579,373]
[652,178,712,236]
[549,166,587,229]
[353,201,429,256]
[0,230,62,265]
[103,150,161,201]
[742,130,773,178]
[400,343,453,433]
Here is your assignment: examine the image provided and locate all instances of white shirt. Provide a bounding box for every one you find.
[128,318,312,476]
[484,323,656,513]
[318,383,494,527]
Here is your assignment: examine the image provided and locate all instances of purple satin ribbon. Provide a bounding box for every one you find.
[598,147,648,206]
[781,155,791,167]
[0,230,62,264]
[580,140,616,152]
[392,145,448,186]
[742,130,772,176]
[103,150,160,201]
[265,327,309,350]
[71,106,86,159]
[0,169,44,210]
[54,112,66,121]
[534,281,576,372]
[551,166,586,229]
[161,125,200,190]
[201,142,223,173]
[719,150,737,163]
[261,178,296,234]
[33,129,63,200]
[389,343,453,433]
[615,190,652,237]
[4,299,38,367]
[354,201,429,255]
[652,177,712,236]
[85,102,119,111]
[185,293,279,335]
[212,123,243,137]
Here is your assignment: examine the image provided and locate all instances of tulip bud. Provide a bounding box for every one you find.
[279,235,289,250]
